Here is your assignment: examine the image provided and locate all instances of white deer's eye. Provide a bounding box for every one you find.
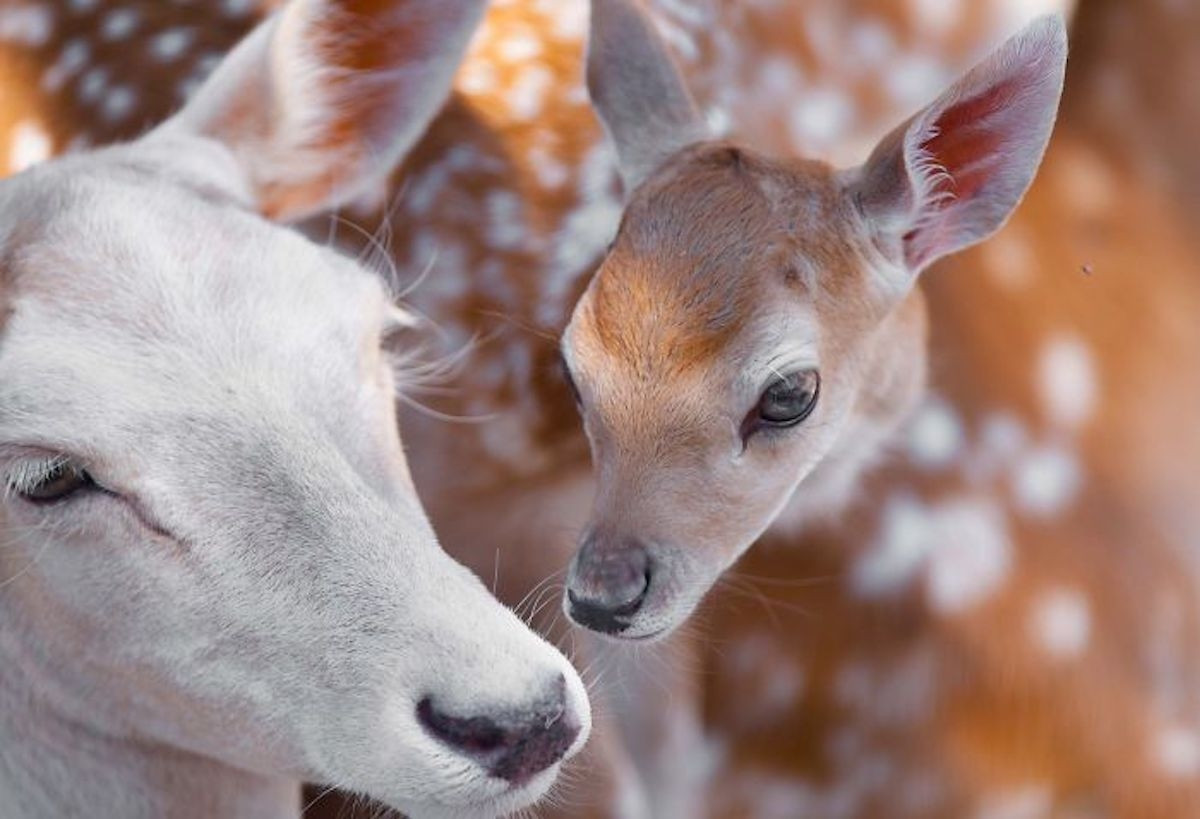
[6,459,96,505]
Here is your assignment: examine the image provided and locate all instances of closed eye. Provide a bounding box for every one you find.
[5,457,98,505]
[3,453,178,541]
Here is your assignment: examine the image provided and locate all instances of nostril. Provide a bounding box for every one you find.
[417,675,581,786]
[489,674,579,786]
[417,697,510,757]
[567,538,652,634]
[567,564,651,634]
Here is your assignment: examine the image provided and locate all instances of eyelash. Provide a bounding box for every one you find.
[3,456,71,500]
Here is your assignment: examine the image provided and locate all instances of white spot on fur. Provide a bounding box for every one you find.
[527,145,570,190]
[102,86,136,122]
[884,54,949,108]
[505,64,555,121]
[222,0,256,17]
[853,496,932,597]
[1054,143,1118,220]
[101,8,138,41]
[758,56,805,98]
[485,190,525,250]
[787,86,855,152]
[0,3,53,46]
[1029,587,1091,659]
[974,785,1052,819]
[853,495,1013,614]
[41,38,90,91]
[496,30,541,62]
[151,28,194,62]
[906,397,964,469]
[9,120,52,172]
[924,498,1013,614]
[545,0,587,40]
[911,0,962,37]
[79,67,109,103]
[703,104,732,136]
[835,651,937,728]
[980,224,1036,290]
[848,20,895,69]
[965,412,1028,484]
[1011,444,1081,518]
[458,58,497,96]
[68,0,97,11]
[1154,726,1200,779]
[1038,334,1097,431]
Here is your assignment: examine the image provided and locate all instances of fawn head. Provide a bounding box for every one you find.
[561,0,1067,640]
[0,1,588,815]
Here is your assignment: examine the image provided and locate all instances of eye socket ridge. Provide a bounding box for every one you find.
[742,369,821,439]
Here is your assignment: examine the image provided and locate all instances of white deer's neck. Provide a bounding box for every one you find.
[0,638,300,819]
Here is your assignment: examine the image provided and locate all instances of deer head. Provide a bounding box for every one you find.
[0,2,589,816]
[561,0,1067,640]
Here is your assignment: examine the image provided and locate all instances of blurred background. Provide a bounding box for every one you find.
[2,0,1199,817]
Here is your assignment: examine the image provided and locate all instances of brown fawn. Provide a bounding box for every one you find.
[5,0,1200,817]
[560,2,1068,640]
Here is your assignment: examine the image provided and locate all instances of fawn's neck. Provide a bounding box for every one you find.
[0,625,299,819]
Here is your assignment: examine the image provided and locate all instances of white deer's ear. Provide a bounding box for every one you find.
[148,0,486,222]
[850,15,1067,280]
[587,0,709,193]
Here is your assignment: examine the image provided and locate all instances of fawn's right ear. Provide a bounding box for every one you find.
[587,0,709,193]
[848,15,1068,292]
[145,0,486,223]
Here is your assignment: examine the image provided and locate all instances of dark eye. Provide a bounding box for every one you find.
[747,370,820,434]
[21,462,95,504]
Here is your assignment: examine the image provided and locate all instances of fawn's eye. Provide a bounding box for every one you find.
[7,460,96,505]
[748,370,820,433]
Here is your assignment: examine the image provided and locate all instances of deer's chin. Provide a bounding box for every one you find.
[387,763,566,819]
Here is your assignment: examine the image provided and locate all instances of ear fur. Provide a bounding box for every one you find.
[586,0,709,193]
[850,14,1068,278]
[149,0,487,222]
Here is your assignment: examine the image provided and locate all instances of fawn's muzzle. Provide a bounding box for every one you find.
[566,535,651,634]
[416,674,579,786]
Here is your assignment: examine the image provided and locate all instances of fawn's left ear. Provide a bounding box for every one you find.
[849,14,1067,283]
[587,0,709,193]
[147,0,486,222]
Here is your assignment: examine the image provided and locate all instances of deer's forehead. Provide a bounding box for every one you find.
[2,170,385,345]
[575,147,865,374]
[0,178,390,443]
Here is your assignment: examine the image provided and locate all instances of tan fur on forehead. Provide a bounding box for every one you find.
[583,143,868,378]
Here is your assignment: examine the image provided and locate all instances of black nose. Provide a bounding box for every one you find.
[416,674,579,786]
[566,536,650,634]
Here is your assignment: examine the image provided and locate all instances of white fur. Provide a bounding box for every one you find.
[0,2,590,817]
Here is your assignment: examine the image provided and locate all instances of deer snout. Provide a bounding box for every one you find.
[566,534,651,634]
[416,674,580,786]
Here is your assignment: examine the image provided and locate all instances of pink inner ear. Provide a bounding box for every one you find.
[903,79,1025,270]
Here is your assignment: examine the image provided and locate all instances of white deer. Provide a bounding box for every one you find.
[561,0,1068,640]
[0,2,589,818]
